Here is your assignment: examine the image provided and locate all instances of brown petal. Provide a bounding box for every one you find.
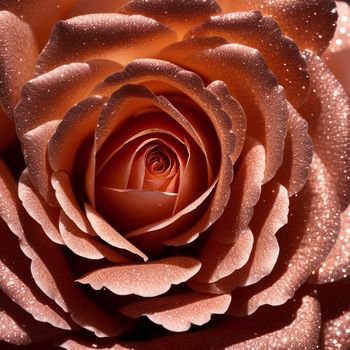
[183,43,289,183]
[16,215,125,337]
[206,137,266,245]
[206,80,246,164]
[119,0,221,38]
[84,204,148,262]
[275,103,313,196]
[0,290,64,345]
[228,153,341,316]
[0,0,76,48]
[324,1,350,96]
[0,219,73,331]
[0,11,38,119]
[15,60,120,204]
[58,211,130,263]
[299,51,350,211]
[311,204,350,283]
[187,11,310,107]
[0,107,16,150]
[18,169,63,245]
[35,14,177,75]
[77,256,201,297]
[68,0,128,17]
[120,292,231,332]
[217,0,338,54]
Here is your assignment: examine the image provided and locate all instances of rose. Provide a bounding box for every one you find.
[0,0,349,349]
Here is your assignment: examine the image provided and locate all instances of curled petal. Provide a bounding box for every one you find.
[217,0,338,54]
[187,11,310,107]
[0,11,37,120]
[77,256,201,297]
[35,14,177,74]
[119,0,221,37]
[184,43,289,183]
[120,292,231,332]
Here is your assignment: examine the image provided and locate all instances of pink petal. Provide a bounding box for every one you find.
[187,11,310,107]
[77,256,201,297]
[217,0,338,54]
[120,292,231,332]
[35,14,177,74]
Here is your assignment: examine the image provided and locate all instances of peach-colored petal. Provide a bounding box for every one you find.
[77,256,201,297]
[51,171,93,234]
[58,338,137,350]
[18,169,63,245]
[324,1,350,96]
[312,204,350,283]
[275,103,313,196]
[0,219,73,331]
[35,14,177,75]
[120,292,231,332]
[15,60,120,203]
[58,211,130,263]
[84,204,147,261]
[299,52,350,211]
[217,0,338,54]
[227,154,341,316]
[193,230,254,284]
[0,290,65,346]
[183,43,288,183]
[16,215,125,337]
[206,80,246,164]
[187,11,310,107]
[0,0,76,48]
[323,309,350,349]
[0,11,38,119]
[206,137,266,245]
[119,0,221,38]
[48,95,106,174]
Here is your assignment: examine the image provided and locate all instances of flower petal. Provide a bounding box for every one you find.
[312,204,350,283]
[77,256,201,297]
[35,14,177,75]
[183,43,289,183]
[187,11,310,107]
[119,0,221,37]
[217,0,338,54]
[0,11,38,119]
[120,292,231,332]
[299,52,350,211]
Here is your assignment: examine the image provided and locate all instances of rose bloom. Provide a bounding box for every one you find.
[0,0,349,349]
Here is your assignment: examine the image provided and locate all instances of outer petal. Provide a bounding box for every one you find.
[323,1,350,95]
[187,11,310,107]
[216,0,338,54]
[119,292,231,332]
[77,256,201,297]
[119,0,221,37]
[35,14,177,75]
[299,52,350,211]
[0,11,38,119]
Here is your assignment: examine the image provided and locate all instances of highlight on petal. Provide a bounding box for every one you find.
[120,292,231,332]
[311,203,350,283]
[299,51,350,211]
[35,14,177,74]
[119,0,221,37]
[217,0,338,54]
[187,10,310,107]
[77,256,201,297]
[0,11,38,119]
